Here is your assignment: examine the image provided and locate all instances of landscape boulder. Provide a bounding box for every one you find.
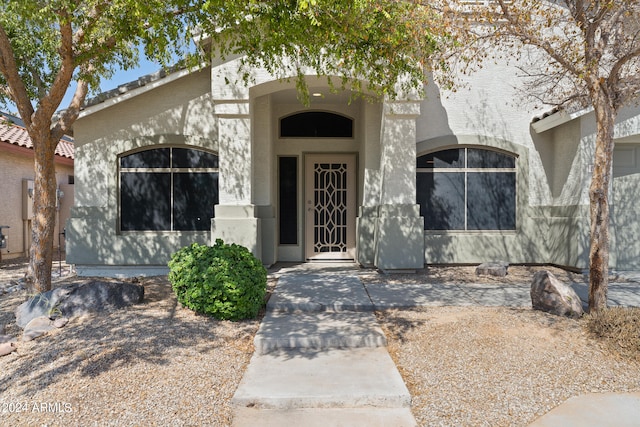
[21,316,70,342]
[476,261,509,277]
[15,280,144,328]
[0,327,16,356]
[531,270,584,318]
[0,342,16,356]
[22,316,58,342]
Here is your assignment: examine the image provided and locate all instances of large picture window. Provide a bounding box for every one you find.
[416,148,516,231]
[119,147,219,231]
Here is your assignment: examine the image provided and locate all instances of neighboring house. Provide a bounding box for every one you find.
[0,113,75,260]
[66,46,640,276]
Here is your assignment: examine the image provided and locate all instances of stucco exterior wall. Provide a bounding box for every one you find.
[526,104,640,270]
[66,51,640,274]
[414,50,640,270]
[416,135,557,266]
[611,130,640,270]
[67,69,216,274]
[0,146,73,259]
[418,56,552,208]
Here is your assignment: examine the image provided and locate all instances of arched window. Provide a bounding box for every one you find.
[280,111,353,138]
[119,147,219,231]
[416,148,516,231]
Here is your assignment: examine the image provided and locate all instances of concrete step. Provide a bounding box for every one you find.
[231,347,411,410]
[233,407,417,427]
[255,311,387,354]
[267,274,373,313]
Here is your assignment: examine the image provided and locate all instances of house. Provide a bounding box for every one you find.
[0,113,75,261]
[65,47,640,276]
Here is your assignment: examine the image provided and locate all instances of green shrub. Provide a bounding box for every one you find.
[168,239,267,321]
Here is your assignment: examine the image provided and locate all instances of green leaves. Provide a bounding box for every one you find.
[198,0,441,102]
[168,240,267,321]
[1,0,445,113]
[0,0,199,110]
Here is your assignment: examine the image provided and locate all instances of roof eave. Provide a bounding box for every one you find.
[79,65,205,119]
[531,106,593,133]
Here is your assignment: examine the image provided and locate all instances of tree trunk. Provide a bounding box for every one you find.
[26,133,58,294]
[588,92,617,313]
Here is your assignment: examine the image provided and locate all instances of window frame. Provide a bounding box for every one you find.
[118,146,219,233]
[417,147,517,232]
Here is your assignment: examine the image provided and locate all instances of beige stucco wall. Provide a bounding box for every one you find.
[418,55,553,208]
[413,46,640,270]
[66,50,640,274]
[612,136,640,270]
[523,103,640,270]
[0,146,73,259]
[67,68,216,274]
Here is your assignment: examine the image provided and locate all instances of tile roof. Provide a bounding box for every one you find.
[0,113,74,160]
[83,64,185,109]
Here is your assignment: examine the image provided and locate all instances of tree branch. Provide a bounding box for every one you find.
[35,9,76,126]
[608,44,640,107]
[72,0,109,49]
[495,0,582,78]
[0,23,34,127]
[51,76,89,141]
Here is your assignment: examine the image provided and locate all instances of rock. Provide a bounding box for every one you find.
[23,316,57,342]
[0,334,13,344]
[60,280,144,317]
[53,317,69,328]
[476,261,509,277]
[15,280,144,328]
[15,287,73,328]
[0,342,17,357]
[531,270,584,319]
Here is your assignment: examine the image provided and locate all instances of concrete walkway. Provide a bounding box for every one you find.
[231,263,640,426]
[231,265,417,426]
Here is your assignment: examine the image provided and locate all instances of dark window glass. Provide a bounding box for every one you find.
[173,148,219,168]
[120,147,218,231]
[467,149,515,168]
[279,157,298,244]
[417,172,465,230]
[467,172,516,230]
[173,173,218,231]
[121,148,170,168]
[280,112,353,138]
[121,172,171,231]
[416,149,465,169]
[416,148,516,231]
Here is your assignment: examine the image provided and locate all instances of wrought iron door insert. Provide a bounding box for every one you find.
[305,154,356,260]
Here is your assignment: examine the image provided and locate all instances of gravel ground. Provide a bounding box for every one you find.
[377,303,640,426]
[2,260,639,426]
[368,266,640,426]
[0,260,260,426]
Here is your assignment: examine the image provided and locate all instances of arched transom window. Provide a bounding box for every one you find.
[119,147,219,231]
[280,111,353,138]
[416,147,516,231]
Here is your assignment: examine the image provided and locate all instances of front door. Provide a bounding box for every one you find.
[305,154,356,260]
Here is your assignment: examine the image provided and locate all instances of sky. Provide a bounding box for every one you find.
[2,53,168,116]
[59,56,162,112]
